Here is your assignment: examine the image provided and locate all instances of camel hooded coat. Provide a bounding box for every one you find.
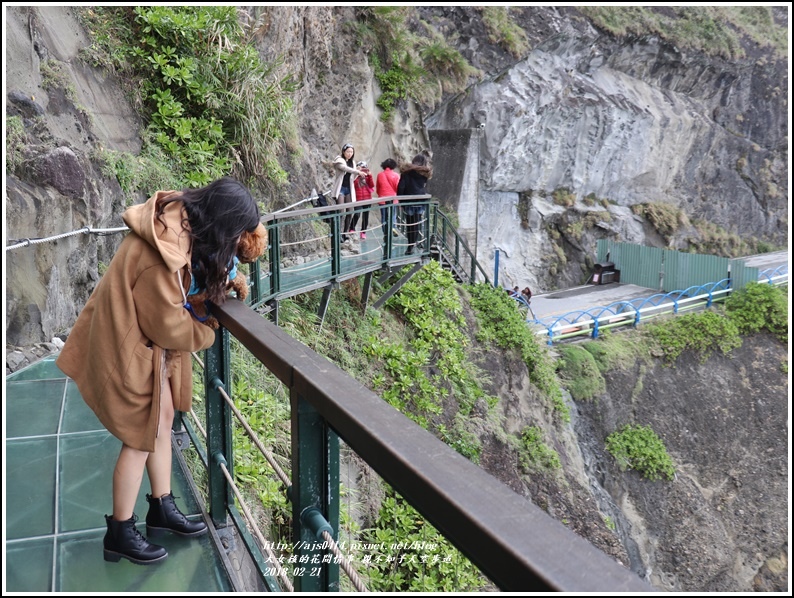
[56,190,215,452]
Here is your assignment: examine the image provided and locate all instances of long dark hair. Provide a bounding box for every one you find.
[159,177,260,304]
[341,143,355,166]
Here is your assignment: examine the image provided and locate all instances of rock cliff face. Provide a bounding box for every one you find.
[424,12,788,292]
[4,7,789,592]
[572,333,788,591]
[6,6,139,346]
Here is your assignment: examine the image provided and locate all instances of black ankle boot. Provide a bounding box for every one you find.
[146,492,208,537]
[104,514,168,565]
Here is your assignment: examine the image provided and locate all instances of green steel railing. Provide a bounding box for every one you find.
[246,196,489,312]
[192,299,653,593]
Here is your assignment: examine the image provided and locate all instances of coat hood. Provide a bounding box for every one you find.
[122,190,192,273]
[400,163,433,179]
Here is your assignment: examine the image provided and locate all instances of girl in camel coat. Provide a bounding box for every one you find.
[57,176,260,565]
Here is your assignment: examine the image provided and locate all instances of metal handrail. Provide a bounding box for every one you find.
[247,197,490,309]
[530,275,788,344]
[208,298,653,592]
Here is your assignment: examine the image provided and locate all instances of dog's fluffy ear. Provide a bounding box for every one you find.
[238,223,268,263]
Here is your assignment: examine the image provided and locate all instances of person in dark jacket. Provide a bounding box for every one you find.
[396,153,432,254]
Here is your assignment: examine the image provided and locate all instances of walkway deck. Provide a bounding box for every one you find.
[5,357,232,592]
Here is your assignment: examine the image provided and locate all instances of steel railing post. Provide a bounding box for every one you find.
[291,389,340,591]
[204,328,232,526]
[269,222,281,297]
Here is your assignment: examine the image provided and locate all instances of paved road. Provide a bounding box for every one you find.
[528,250,788,324]
[741,250,788,272]
[529,283,671,322]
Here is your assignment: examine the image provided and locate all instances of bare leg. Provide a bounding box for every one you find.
[146,378,176,498]
[112,444,149,520]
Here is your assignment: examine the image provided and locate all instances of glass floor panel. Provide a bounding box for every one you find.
[4,357,234,592]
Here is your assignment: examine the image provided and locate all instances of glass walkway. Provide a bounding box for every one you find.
[5,356,232,592]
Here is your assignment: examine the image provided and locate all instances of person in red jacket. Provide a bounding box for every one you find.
[376,158,400,241]
[350,161,375,239]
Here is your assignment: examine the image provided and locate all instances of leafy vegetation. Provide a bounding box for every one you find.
[481,7,530,57]
[353,7,479,121]
[39,59,80,104]
[724,282,787,342]
[419,33,481,95]
[362,491,486,591]
[552,187,576,207]
[94,141,183,205]
[579,6,787,59]
[606,424,675,481]
[78,6,296,192]
[6,116,26,172]
[645,310,741,363]
[633,201,781,258]
[686,218,774,258]
[518,426,561,471]
[581,329,650,373]
[371,261,495,440]
[631,202,688,243]
[468,282,569,423]
[556,345,606,401]
[191,261,505,585]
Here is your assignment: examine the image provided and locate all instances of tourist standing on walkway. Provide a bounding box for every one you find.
[397,153,432,254]
[376,158,400,242]
[350,161,375,239]
[56,177,261,565]
[331,143,365,241]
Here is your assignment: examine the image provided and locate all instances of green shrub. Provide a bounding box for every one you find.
[606,424,675,481]
[724,282,788,342]
[552,188,576,207]
[95,141,183,204]
[372,52,424,122]
[580,6,788,60]
[366,262,493,428]
[481,7,529,57]
[582,331,649,373]
[419,37,480,94]
[6,116,26,172]
[355,7,477,119]
[469,283,569,423]
[519,426,561,471]
[631,202,686,241]
[81,6,295,191]
[557,345,606,401]
[687,218,760,257]
[362,491,486,591]
[438,422,482,464]
[645,310,741,363]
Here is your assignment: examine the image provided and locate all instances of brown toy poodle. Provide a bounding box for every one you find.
[185,222,268,330]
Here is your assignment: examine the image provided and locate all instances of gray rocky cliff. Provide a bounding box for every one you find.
[6,6,140,347]
[426,24,787,292]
